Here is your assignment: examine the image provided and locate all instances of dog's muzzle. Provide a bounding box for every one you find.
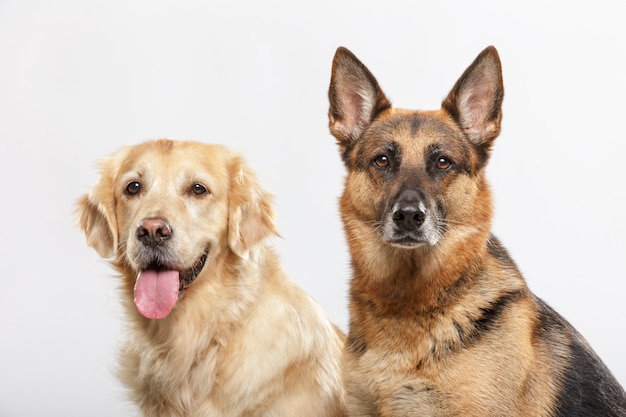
[382,189,440,248]
[392,190,427,231]
[131,217,208,320]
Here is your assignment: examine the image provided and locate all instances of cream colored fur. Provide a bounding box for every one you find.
[77,139,346,417]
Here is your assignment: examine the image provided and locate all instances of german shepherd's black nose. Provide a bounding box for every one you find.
[137,217,172,246]
[392,190,426,230]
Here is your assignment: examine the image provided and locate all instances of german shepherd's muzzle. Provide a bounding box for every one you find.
[383,185,442,248]
[328,46,626,417]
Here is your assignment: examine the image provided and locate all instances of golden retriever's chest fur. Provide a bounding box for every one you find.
[114,250,344,417]
[121,322,222,415]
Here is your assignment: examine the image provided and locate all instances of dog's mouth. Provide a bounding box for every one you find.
[380,217,442,249]
[133,250,208,320]
[178,251,208,293]
[380,200,443,249]
[386,235,428,249]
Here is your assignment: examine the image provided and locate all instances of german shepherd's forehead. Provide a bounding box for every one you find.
[352,109,474,172]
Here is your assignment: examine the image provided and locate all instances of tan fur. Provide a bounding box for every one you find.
[328,46,626,416]
[77,139,346,417]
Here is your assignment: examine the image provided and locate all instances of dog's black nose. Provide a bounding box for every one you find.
[392,190,426,230]
[136,218,172,246]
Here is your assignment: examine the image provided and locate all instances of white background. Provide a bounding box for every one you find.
[1,1,625,415]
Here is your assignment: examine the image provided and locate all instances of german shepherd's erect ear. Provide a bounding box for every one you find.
[441,46,504,157]
[328,47,391,163]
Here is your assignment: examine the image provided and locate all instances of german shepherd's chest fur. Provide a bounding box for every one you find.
[328,46,626,416]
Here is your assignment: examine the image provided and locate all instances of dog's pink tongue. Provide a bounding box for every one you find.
[134,270,179,319]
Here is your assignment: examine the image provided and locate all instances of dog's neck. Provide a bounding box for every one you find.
[344,218,492,314]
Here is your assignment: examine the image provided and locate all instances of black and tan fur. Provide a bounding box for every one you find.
[328,46,626,416]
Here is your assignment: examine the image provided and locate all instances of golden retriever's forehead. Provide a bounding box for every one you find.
[113,140,232,192]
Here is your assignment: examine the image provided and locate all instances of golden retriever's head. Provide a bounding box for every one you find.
[77,139,277,319]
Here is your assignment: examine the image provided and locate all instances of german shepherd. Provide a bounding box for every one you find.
[327,46,626,416]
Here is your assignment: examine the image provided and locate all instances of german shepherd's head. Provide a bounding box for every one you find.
[328,46,503,282]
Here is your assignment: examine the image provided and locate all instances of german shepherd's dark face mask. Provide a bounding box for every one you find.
[328,46,504,249]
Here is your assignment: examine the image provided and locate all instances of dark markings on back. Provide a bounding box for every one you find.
[487,235,522,275]
[535,298,626,416]
[487,235,513,263]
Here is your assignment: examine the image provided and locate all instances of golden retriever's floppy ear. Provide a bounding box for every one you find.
[76,156,120,259]
[228,156,278,259]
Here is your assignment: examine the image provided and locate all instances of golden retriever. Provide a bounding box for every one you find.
[77,139,346,417]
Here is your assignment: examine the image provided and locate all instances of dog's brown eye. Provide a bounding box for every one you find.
[436,157,452,170]
[373,155,390,168]
[125,181,141,196]
[190,183,208,196]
